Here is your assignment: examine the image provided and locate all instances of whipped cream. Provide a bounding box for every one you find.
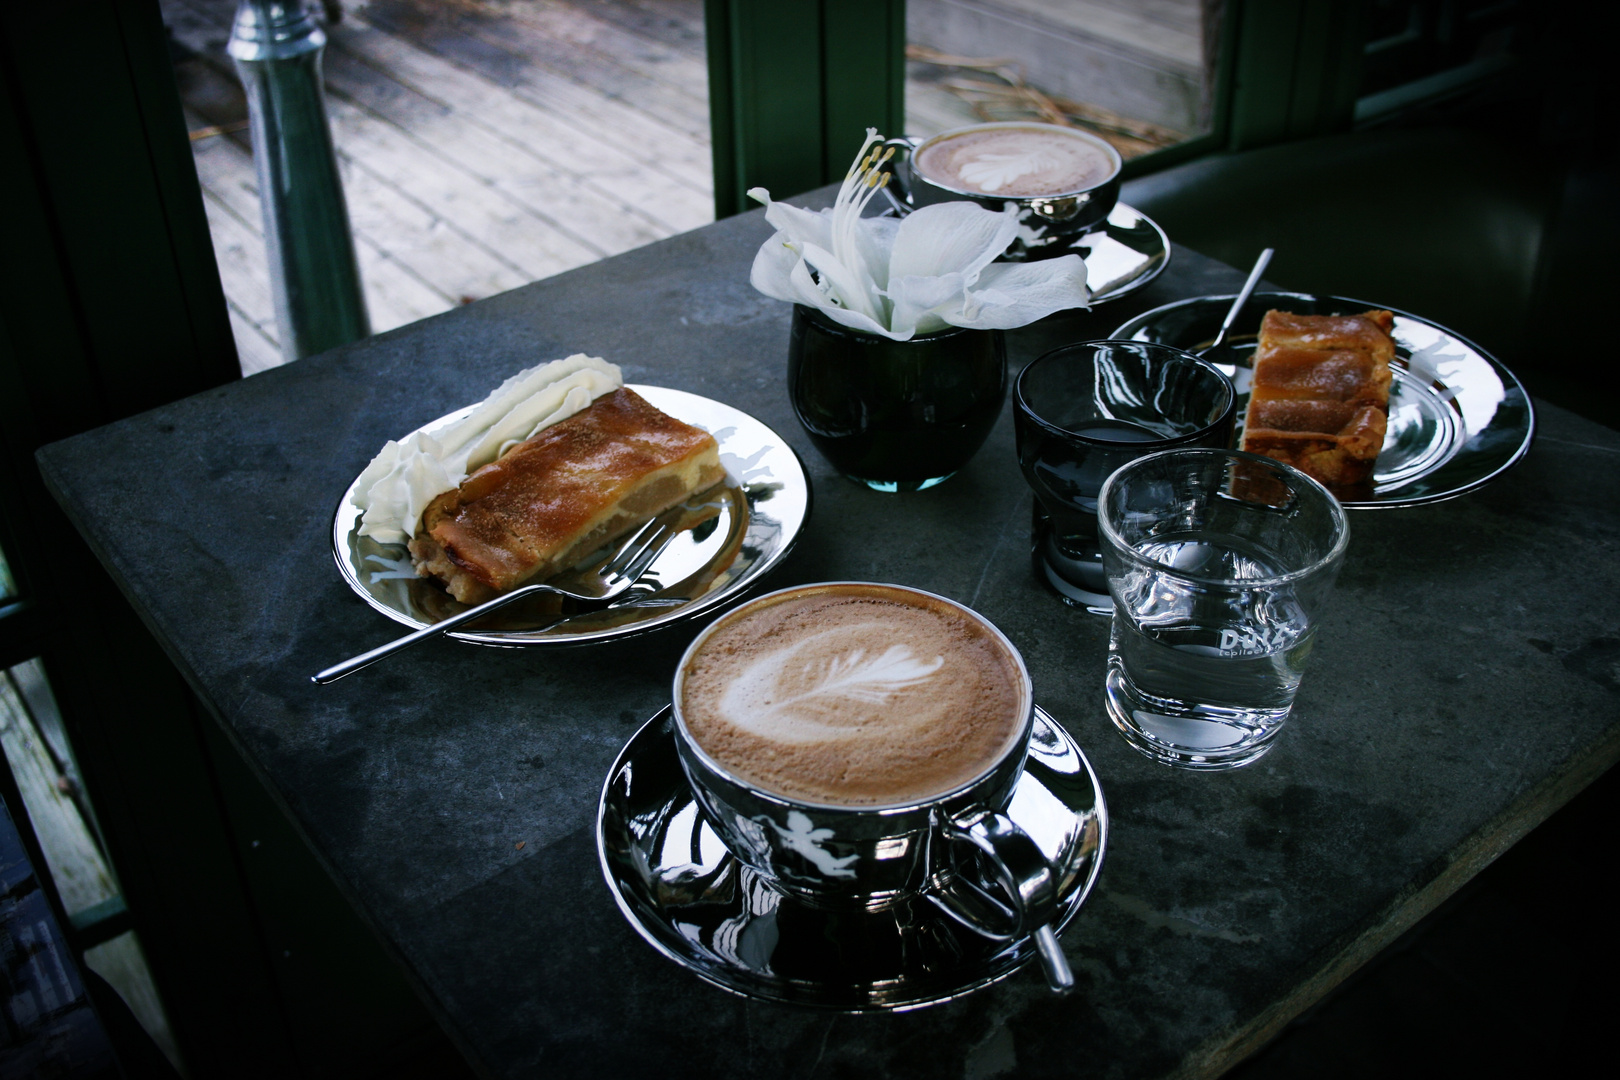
[352,354,623,544]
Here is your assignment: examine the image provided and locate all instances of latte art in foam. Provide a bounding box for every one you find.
[679,585,1028,806]
[956,150,1065,194]
[914,124,1119,198]
[717,634,946,742]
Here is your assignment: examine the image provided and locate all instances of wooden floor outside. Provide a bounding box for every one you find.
[2,664,179,1069]
[166,0,724,375]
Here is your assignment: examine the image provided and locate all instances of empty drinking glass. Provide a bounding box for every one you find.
[1014,340,1235,610]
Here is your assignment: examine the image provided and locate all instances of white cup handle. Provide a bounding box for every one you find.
[878,135,921,212]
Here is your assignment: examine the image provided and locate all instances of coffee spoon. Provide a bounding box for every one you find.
[1200,247,1274,357]
[1034,924,1075,993]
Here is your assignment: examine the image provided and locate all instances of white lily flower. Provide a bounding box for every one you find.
[749,129,1089,341]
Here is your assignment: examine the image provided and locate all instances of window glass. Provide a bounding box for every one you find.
[1361,0,1520,98]
[165,0,715,376]
[1357,0,1531,123]
[905,0,1224,158]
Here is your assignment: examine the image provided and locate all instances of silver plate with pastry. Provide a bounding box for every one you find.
[1112,292,1536,508]
[331,385,811,645]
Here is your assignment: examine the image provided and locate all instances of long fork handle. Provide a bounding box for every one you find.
[311,582,551,685]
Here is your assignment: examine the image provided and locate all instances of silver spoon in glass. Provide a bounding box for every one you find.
[1200,247,1274,357]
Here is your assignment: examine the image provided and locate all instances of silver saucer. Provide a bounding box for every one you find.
[597,706,1108,1011]
[1111,292,1536,507]
[331,386,811,645]
[1072,202,1171,304]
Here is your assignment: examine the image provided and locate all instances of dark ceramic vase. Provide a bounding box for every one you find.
[787,305,1007,492]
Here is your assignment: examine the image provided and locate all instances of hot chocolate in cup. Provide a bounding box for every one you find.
[672,583,1069,982]
[898,122,1123,259]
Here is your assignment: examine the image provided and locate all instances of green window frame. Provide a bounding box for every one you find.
[704,0,1374,216]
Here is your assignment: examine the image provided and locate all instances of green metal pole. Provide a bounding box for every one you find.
[228,0,368,362]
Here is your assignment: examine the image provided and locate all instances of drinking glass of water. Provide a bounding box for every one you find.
[1097,448,1349,770]
[1014,341,1235,610]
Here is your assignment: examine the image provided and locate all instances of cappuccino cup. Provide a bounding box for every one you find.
[889,122,1123,260]
[673,582,1072,985]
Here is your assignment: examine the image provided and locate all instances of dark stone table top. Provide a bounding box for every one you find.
[37,199,1620,1079]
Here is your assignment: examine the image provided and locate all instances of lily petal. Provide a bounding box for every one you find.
[785,253,837,310]
[886,271,970,338]
[790,259,894,336]
[761,198,836,253]
[887,202,1019,285]
[749,231,808,304]
[946,256,1090,329]
[856,214,900,291]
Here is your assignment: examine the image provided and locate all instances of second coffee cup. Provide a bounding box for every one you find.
[890,121,1123,260]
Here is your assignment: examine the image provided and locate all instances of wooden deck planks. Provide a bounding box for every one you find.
[171,0,1116,376]
[328,20,709,236]
[573,0,707,58]
[323,94,599,277]
[173,0,617,274]
[191,107,462,343]
[1,679,118,915]
[338,162,530,303]
[196,181,279,338]
[166,0,719,372]
[227,305,283,377]
[3,663,181,1070]
[903,70,986,139]
[480,1,710,117]
[349,219,458,332]
[363,0,710,142]
[356,3,713,192]
[981,0,1204,67]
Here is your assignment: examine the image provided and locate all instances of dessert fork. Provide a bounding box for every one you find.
[312,517,679,684]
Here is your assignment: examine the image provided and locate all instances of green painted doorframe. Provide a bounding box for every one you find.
[702,1,1364,216]
[1226,0,1364,152]
[705,0,907,218]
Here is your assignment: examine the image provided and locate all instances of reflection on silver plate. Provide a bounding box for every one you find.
[1069,202,1170,304]
[597,706,1108,1011]
[331,386,811,645]
[1111,292,1536,508]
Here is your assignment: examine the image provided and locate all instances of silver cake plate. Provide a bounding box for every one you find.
[1111,292,1536,507]
[597,706,1108,1012]
[331,386,811,645]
